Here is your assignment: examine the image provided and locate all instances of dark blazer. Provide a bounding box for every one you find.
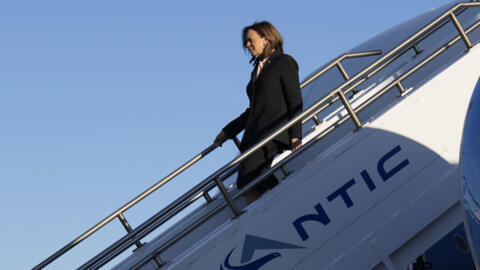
[223,50,303,153]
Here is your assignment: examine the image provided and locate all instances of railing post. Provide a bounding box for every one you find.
[450,11,473,49]
[202,191,213,203]
[312,115,322,126]
[336,62,350,81]
[117,213,143,249]
[214,177,242,217]
[280,165,291,178]
[336,91,362,129]
[117,213,166,268]
[412,43,423,55]
[396,81,407,96]
[233,136,241,149]
[152,255,165,268]
[337,62,359,95]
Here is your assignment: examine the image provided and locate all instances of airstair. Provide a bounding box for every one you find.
[34,1,480,269]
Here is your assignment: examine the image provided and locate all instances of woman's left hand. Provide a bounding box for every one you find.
[291,138,302,152]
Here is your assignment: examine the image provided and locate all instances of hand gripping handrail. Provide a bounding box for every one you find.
[32,44,382,270]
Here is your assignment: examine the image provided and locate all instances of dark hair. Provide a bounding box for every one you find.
[242,21,283,63]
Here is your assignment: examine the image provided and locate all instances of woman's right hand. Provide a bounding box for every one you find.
[214,131,227,147]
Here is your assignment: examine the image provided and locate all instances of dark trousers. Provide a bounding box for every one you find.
[236,141,281,194]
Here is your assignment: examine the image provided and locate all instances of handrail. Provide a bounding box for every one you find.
[301,4,476,125]
[34,1,480,269]
[70,49,381,268]
[32,38,382,270]
[300,50,382,88]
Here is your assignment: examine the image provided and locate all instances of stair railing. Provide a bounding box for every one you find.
[125,2,480,269]
[33,1,480,269]
[32,37,383,270]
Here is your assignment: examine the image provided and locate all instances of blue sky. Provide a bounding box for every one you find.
[0,0,455,269]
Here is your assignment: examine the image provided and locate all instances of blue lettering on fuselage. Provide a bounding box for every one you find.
[293,145,410,241]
